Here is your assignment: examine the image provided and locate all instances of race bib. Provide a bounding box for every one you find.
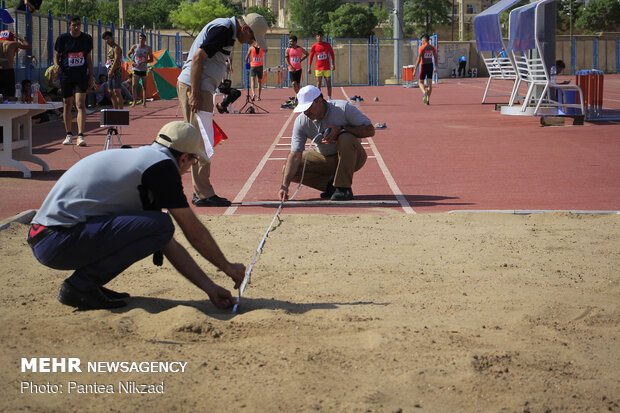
[252,56,261,63]
[0,30,11,40]
[68,52,85,67]
[424,52,434,59]
[136,55,146,63]
[291,56,300,64]
[317,52,327,60]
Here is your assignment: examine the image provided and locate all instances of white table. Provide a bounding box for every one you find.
[0,102,63,178]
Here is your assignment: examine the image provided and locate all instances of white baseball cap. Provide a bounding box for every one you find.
[155,121,208,161]
[294,85,322,113]
[243,13,269,51]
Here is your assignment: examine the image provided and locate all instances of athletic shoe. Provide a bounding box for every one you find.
[281,103,295,109]
[423,92,428,104]
[192,194,232,207]
[77,135,86,146]
[58,280,127,310]
[330,187,353,201]
[62,134,72,145]
[425,100,430,105]
[374,123,387,129]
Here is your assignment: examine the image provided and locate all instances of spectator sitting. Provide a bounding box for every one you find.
[43,64,61,101]
[87,74,112,107]
[555,60,570,85]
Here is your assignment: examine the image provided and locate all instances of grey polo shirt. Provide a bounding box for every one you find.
[291,99,371,156]
[177,17,237,94]
[32,144,188,227]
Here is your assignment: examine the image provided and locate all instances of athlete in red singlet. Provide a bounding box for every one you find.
[413,34,437,105]
[308,30,335,100]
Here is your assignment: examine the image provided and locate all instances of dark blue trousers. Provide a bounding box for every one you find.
[31,211,174,291]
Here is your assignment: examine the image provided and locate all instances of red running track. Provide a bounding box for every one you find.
[1,75,620,221]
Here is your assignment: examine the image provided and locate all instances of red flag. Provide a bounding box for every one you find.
[37,90,46,103]
[213,120,228,147]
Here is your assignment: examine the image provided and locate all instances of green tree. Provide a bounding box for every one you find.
[169,0,234,36]
[245,6,277,27]
[575,0,620,33]
[404,0,451,35]
[324,4,377,38]
[287,0,341,37]
[556,0,582,34]
[94,1,119,26]
[126,0,180,30]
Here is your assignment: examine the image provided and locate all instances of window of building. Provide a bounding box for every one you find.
[466,4,478,14]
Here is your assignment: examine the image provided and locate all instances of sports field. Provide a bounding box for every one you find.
[1,77,619,412]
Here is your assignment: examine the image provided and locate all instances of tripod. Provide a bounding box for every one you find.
[239,68,268,114]
[104,127,125,150]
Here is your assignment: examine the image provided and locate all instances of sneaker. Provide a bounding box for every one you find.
[281,103,295,109]
[320,176,336,199]
[216,103,228,114]
[62,134,72,145]
[423,92,428,104]
[330,187,353,201]
[77,135,86,146]
[192,194,232,207]
[85,108,95,115]
[58,280,127,310]
[374,123,387,129]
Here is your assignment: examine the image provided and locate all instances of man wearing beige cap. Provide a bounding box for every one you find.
[29,121,245,311]
[177,13,269,207]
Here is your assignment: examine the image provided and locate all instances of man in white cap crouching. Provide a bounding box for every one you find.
[28,121,245,310]
[278,85,374,202]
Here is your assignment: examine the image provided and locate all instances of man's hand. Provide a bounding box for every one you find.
[224,262,246,289]
[189,90,201,113]
[322,126,340,144]
[332,65,336,72]
[206,283,237,309]
[307,68,312,75]
[278,185,289,202]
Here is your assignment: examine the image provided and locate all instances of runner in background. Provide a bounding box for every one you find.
[308,30,335,100]
[127,34,154,107]
[245,43,266,101]
[285,35,309,99]
[413,34,437,106]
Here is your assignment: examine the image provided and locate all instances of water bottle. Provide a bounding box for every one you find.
[31,81,40,103]
[15,83,22,101]
[354,97,360,108]
[550,65,557,84]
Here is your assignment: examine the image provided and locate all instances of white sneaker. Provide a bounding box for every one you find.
[62,135,72,145]
[77,136,86,146]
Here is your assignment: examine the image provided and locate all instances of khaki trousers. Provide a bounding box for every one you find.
[289,133,367,191]
[177,81,216,199]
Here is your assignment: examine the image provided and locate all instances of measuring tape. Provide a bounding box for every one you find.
[233,130,330,313]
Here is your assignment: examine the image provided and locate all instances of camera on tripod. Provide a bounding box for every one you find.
[100,109,130,150]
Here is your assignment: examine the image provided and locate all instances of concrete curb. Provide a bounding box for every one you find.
[0,209,37,231]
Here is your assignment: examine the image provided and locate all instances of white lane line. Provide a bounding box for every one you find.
[367,138,415,214]
[224,110,297,215]
[340,86,415,214]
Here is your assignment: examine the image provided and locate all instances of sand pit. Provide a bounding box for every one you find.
[1,212,619,412]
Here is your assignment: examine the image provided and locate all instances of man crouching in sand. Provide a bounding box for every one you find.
[28,121,245,310]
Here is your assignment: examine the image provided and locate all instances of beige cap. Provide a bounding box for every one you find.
[155,121,208,161]
[243,13,269,51]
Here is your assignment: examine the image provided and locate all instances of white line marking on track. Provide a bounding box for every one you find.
[224,110,297,215]
[340,87,415,214]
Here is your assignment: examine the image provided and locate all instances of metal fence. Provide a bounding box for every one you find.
[2,5,618,90]
[1,7,182,85]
